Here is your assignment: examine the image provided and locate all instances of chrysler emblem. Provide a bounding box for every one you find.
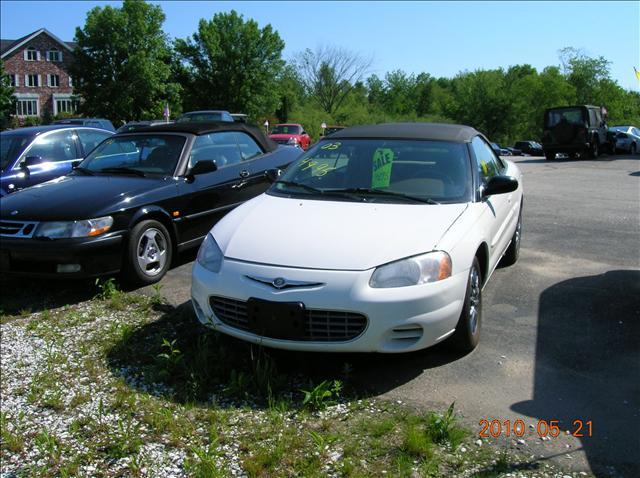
[273,277,286,288]
[10,210,18,216]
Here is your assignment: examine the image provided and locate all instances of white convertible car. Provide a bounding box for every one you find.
[191,123,523,353]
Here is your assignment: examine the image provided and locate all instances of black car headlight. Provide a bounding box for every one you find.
[34,216,113,239]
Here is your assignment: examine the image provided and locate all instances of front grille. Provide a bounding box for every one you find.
[0,220,39,238]
[209,296,367,342]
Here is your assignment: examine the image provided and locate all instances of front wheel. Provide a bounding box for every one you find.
[501,205,522,266]
[123,220,173,286]
[588,139,599,158]
[631,143,637,155]
[449,258,482,353]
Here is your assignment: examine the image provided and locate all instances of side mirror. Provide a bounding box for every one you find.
[482,175,518,197]
[72,160,82,169]
[187,160,217,179]
[24,156,44,167]
[264,168,282,183]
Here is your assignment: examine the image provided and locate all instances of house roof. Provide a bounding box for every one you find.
[1,28,75,58]
[327,122,480,143]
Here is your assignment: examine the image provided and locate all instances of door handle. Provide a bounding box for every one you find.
[239,170,250,178]
[232,181,248,189]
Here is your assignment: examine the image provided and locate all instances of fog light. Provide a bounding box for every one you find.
[57,264,81,273]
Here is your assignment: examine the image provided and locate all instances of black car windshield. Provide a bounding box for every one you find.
[546,108,585,127]
[1,133,33,171]
[79,134,186,176]
[269,139,472,204]
[271,125,301,135]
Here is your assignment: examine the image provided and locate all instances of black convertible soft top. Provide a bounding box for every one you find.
[327,122,479,143]
[124,121,278,152]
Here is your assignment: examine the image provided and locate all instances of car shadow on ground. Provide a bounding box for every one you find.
[511,270,640,478]
[105,300,467,409]
[0,250,199,316]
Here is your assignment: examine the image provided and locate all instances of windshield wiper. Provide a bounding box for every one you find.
[99,167,146,177]
[274,180,324,195]
[326,188,440,204]
[72,166,94,176]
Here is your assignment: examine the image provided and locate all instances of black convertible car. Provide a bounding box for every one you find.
[0,122,301,284]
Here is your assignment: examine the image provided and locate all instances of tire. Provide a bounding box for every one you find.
[544,151,555,161]
[501,204,522,267]
[588,139,599,158]
[123,219,173,286]
[449,258,482,353]
[631,143,637,155]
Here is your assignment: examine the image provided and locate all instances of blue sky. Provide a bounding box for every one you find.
[1,1,638,90]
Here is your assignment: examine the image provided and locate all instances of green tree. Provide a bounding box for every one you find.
[71,0,180,123]
[296,45,372,116]
[175,10,285,119]
[0,60,15,128]
[559,47,611,104]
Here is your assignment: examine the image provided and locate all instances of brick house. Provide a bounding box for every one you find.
[1,28,78,119]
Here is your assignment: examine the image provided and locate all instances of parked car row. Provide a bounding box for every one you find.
[1,120,524,355]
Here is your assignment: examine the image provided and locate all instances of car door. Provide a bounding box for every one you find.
[471,136,515,272]
[75,128,113,157]
[13,129,80,189]
[175,131,255,247]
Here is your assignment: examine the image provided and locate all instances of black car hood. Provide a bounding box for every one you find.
[0,175,178,221]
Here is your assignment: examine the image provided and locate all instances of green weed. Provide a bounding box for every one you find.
[301,379,342,411]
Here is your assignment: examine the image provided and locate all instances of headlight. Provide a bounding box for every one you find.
[34,216,113,239]
[369,251,452,288]
[287,137,299,145]
[197,233,223,273]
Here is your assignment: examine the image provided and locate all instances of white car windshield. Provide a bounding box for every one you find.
[270,139,473,204]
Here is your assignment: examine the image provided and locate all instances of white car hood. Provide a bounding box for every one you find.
[215,194,468,271]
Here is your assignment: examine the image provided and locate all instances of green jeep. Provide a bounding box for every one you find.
[542,105,610,160]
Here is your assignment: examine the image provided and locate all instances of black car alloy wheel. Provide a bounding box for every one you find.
[125,219,173,286]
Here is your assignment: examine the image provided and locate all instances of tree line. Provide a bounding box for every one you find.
[2,0,639,144]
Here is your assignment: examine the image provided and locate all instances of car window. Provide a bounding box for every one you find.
[271,125,301,135]
[189,132,242,170]
[546,108,585,127]
[271,139,472,203]
[471,136,503,184]
[76,129,112,155]
[232,132,263,161]
[22,130,77,164]
[632,128,639,136]
[1,134,32,170]
[81,134,186,176]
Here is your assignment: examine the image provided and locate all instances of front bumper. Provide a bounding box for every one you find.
[191,258,469,353]
[542,142,590,153]
[0,232,125,278]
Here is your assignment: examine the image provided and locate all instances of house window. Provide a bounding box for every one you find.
[47,49,61,62]
[26,47,38,61]
[48,74,60,87]
[68,76,73,87]
[26,74,39,87]
[16,99,38,116]
[55,98,78,114]
[6,74,17,87]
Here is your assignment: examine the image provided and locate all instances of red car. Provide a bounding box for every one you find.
[269,124,311,150]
